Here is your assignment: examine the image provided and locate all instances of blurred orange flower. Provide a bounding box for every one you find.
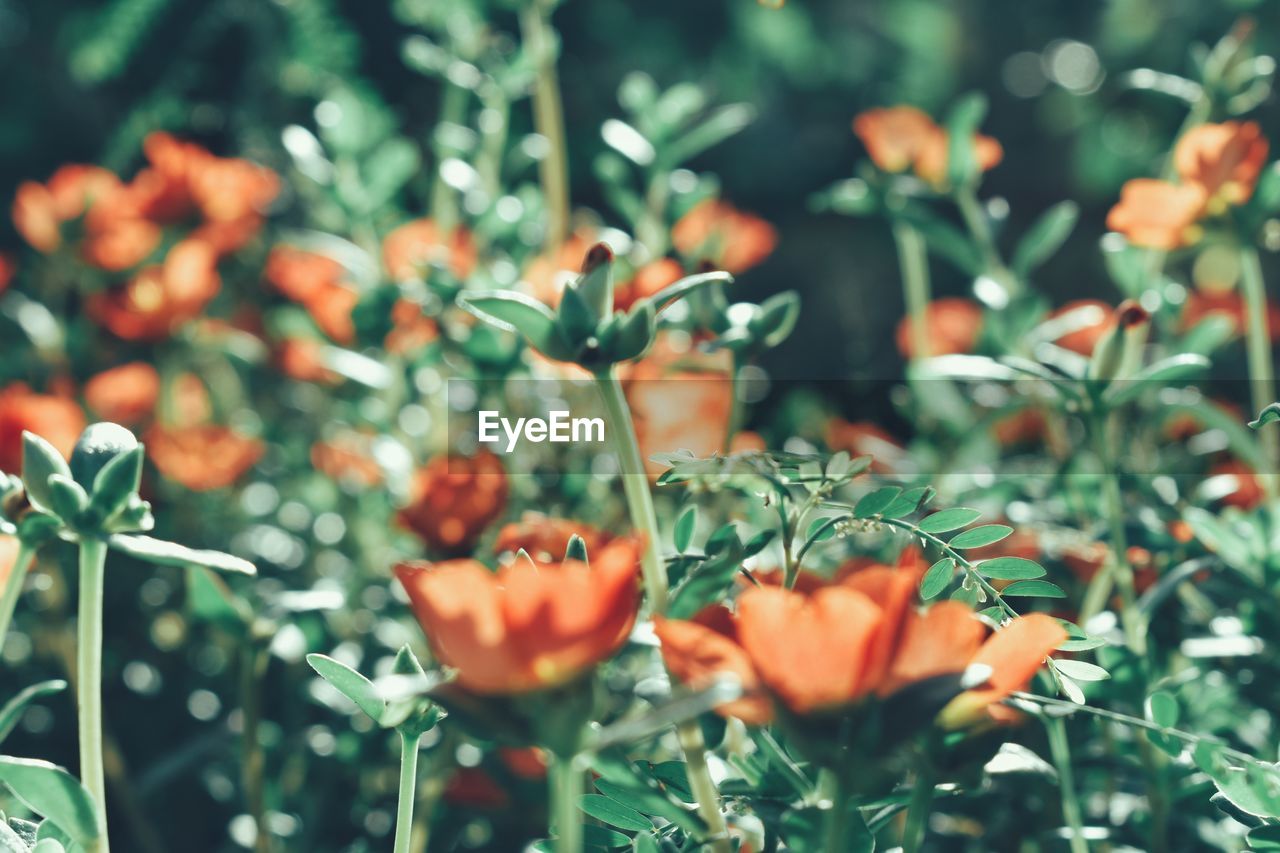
[276,339,338,384]
[853,106,1002,186]
[263,247,358,344]
[385,299,439,354]
[394,536,643,694]
[398,452,509,555]
[1105,179,1206,250]
[84,363,160,425]
[654,606,773,724]
[0,384,86,475]
[825,419,902,474]
[383,219,478,282]
[613,258,684,313]
[895,297,983,358]
[1174,121,1268,211]
[146,424,264,491]
[657,574,1064,727]
[1182,289,1280,341]
[89,239,221,340]
[1210,459,1264,510]
[12,165,123,253]
[1049,299,1114,356]
[492,514,614,561]
[671,200,776,273]
[311,431,382,488]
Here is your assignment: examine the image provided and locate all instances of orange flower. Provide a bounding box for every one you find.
[498,746,548,780]
[89,239,221,340]
[523,231,595,306]
[671,200,776,273]
[853,106,1002,186]
[398,452,509,555]
[12,165,123,253]
[1209,459,1264,510]
[0,384,85,475]
[84,363,160,425]
[825,419,903,474]
[614,258,684,313]
[385,299,439,354]
[1048,299,1114,356]
[1182,289,1280,341]
[443,768,509,809]
[276,339,338,384]
[894,297,983,358]
[492,514,614,562]
[383,219,478,282]
[992,407,1047,447]
[146,424,264,491]
[624,338,734,479]
[1174,121,1268,210]
[263,247,358,344]
[394,536,643,695]
[654,607,773,725]
[1106,179,1206,250]
[311,431,383,488]
[657,575,1064,727]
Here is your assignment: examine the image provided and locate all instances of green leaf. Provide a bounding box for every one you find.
[1053,659,1109,682]
[69,423,137,490]
[977,557,1046,580]
[949,524,1013,549]
[640,271,733,315]
[45,476,87,526]
[0,681,66,746]
[1012,201,1078,277]
[881,486,933,519]
[1145,691,1182,757]
[853,486,901,519]
[557,283,598,346]
[306,653,387,723]
[107,534,256,576]
[752,291,801,348]
[1249,403,1280,430]
[565,534,589,563]
[574,249,616,320]
[457,292,567,358]
[1103,354,1211,406]
[917,508,982,534]
[945,92,988,187]
[663,103,756,166]
[580,794,653,832]
[186,568,250,631]
[673,506,697,554]
[20,433,71,515]
[1002,580,1066,598]
[609,302,656,363]
[0,757,99,847]
[593,779,702,835]
[87,444,143,519]
[920,559,955,600]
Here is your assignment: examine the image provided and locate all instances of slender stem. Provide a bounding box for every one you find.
[676,722,732,852]
[819,769,851,853]
[722,357,744,454]
[1044,715,1089,853]
[78,537,110,853]
[593,366,730,853]
[241,641,271,853]
[550,753,583,853]
[0,542,36,655]
[954,187,1018,297]
[394,731,421,853]
[593,368,667,612]
[1240,244,1277,498]
[893,222,932,359]
[901,761,934,853]
[521,0,570,251]
[430,81,469,232]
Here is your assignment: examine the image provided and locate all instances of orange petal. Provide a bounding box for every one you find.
[938,613,1066,728]
[654,617,772,725]
[880,601,985,696]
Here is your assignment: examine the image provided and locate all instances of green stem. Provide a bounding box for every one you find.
[550,753,583,853]
[1044,715,1089,853]
[430,81,469,233]
[394,730,421,853]
[722,357,744,454]
[955,188,1019,298]
[1240,244,1277,498]
[593,368,667,612]
[0,542,36,655]
[78,537,109,853]
[676,721,732,852]
[893,222,932,359]
[521,0,571,251]
[593,367,731,853]
[901,761,935,853]
[819,769,851,853]
[241,641,271,853]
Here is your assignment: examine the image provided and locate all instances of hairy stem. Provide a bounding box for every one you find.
[550,753,583,853]
[0,542,35,656]
[78,537,110,853]
[1044,715,1089,853]
[394,731,421,853]
[521,0,570,251]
